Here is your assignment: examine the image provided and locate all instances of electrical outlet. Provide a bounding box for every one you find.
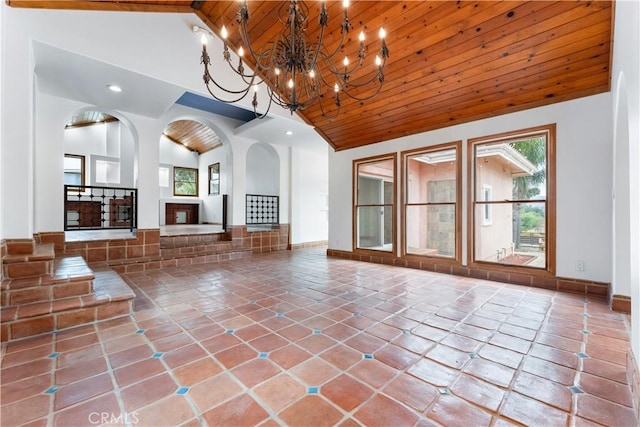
[575,260,585,271]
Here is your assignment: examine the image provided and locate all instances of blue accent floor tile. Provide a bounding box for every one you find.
[308,387,319,394]
[438,388,450,395]
[313,329,322,334]
[582,313,590,317]
[581,329,591,335]
[250,300,256,304]
[576,352,589,359]
[352,312,360,317]
[176,387,189,395]
[568,386,584,394]
[276,313,285,318]
[316,300,323,303]
[135,329,145,334]
[225,329,234,334]
[402,329,410,334]
[468,352,478,359]
[363,353,374,360]
[258,352,269,359]
[47,352,60,358]
[44,386,59,394]
[152,352,164,358]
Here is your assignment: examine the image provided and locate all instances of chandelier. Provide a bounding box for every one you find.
[194,0,389,119]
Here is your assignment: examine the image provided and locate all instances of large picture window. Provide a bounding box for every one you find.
[174,167,198,196]
[469,124,555,272]
[402,142,461,260]
[354,154,396,253]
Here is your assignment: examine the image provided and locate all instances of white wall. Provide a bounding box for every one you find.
[1,3,35,238]
[611,0,640,363]
[198,147,226,224]
[329,93,613,283]
[246,143,280,195]
[291,146,329,245]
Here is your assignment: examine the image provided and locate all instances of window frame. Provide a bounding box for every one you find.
[208,163,220,195]
[173,166,199,197]
[352,153,397,256]
[467,124,556,275]
[400,141,462,263]
[64,154,85,186]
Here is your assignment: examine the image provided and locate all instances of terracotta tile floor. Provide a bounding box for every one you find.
[1,248,637,426]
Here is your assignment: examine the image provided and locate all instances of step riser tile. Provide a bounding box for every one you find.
[4,239,36,255]
[4,260,54,279]
[52,281,93,299]
[6,282,92,306]
[9,287,51,306]
[2,300,133,342]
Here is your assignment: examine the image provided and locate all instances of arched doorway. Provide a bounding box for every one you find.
[158,119,228,229]
[245,143,280,230]
[63,109,138,237]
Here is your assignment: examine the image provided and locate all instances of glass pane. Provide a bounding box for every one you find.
[210,181,219,195]
[406,204,455,257]
[175,168,196,182]
[357,206,392,251]
[474,201,546,268]
[407,149,456,203]
[210,163,220,179]
[357,159,393,205]
[475,137,546,202]
[64,172,81,186]
[175,182,197,195]
[64,156,83,185]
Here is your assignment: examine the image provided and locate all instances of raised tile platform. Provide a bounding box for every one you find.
[1,245,135,342]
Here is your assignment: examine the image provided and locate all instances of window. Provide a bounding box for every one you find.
[174,167,198,196]
[64,154,85,186]
[354,154,396,253]
[209,163,220,195]
[402,142,461,260]
[469,124,555,272]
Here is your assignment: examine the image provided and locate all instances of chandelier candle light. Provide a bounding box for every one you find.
[195,0,389,119]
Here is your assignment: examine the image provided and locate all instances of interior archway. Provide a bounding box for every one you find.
[245,143,280,230]
[158,119,228,229]
[63,108,137,236]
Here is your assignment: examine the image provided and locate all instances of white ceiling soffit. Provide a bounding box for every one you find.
[235,115,327,152]
[32,41,185,118]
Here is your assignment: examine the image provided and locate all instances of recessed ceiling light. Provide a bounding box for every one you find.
[107,85,122,93]
[285,130,293,136]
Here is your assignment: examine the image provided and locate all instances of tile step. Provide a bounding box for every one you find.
[2,243,56,279]
[0,270,135,342]
[2,242,55,263]
[159,234,232,249]
[1,255,97,306]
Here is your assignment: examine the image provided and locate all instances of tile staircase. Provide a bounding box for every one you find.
[158,232,253,263]
[1,240,135,342]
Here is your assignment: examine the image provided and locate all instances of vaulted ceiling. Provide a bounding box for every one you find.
[9,0,614,152]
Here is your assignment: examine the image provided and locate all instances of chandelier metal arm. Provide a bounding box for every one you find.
[202,47,257,102]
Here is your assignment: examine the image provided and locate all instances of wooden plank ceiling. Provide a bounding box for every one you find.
[9,0,614,152]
